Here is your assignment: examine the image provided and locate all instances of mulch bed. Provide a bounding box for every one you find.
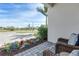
[0,40,47,56]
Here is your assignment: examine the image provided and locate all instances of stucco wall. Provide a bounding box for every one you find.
[48,3,79,43]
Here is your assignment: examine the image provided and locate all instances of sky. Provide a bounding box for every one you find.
[0,3,46,28]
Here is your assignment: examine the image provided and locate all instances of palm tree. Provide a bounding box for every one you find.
[37,4,48,26]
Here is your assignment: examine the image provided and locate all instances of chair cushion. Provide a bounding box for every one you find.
[68,33,78,45]
[75,34,79,46]
[69,50,79,56]
[59,52,69,56]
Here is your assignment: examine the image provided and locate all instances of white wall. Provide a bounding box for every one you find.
[48,3,79,43]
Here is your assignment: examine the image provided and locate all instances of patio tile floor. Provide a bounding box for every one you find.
[15,41,55,56]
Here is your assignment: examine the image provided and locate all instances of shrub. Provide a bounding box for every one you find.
[24,42,30,49]
[37,25,48,41]
[10,41,19,50]
[19,40,24,47]
[26,40,33,45]
[3,43,11,54]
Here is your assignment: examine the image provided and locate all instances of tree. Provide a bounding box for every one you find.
[7,26,15,31]
[27,24,31,30]
[37,25,48,41]
[37,4,48,26]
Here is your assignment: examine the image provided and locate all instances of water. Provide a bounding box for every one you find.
[0,32,35,46]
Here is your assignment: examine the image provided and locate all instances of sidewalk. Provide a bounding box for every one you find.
[15,41,55,56]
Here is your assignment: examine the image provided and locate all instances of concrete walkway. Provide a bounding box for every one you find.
[15,41,55,56]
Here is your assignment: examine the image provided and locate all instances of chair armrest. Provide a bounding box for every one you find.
[73,46,79,49]
[57,38,69,44]
[55,42,79,54]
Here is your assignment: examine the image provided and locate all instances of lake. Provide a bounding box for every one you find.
[0,32,35,46]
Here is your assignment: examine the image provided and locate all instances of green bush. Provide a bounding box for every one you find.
[3,43,12,54]
[37,25,48,41]
[24,42,30,48]
[3,41,19,54]
[10,41,19,50]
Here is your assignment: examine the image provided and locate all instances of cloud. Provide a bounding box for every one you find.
[0,3,45,27]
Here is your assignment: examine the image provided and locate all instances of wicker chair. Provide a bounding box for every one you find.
[55,38,79,54]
